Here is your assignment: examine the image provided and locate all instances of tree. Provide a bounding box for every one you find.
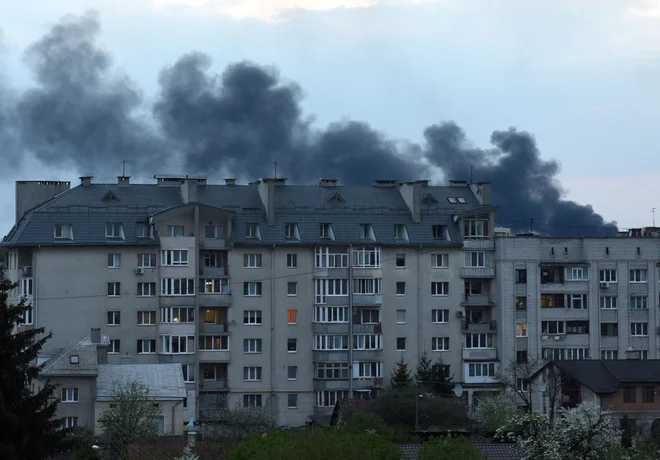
[417,435,487,460]
[471,391,519,434]
[621,415,633,448]
[391,356,412,390]
[202,403,274,438]
[0,269,63,460]
[496,358,540,412]
[415,352,433,391]
[97,381,162,460]
[414,352,454,396]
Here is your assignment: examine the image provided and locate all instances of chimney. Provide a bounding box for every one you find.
[15,180,71,224]
[96,344,108,365]
[181,176,198,204]
[319,178,338,187]
[224,178,237,186]
[469,182,491,205]
[448,180,468,187]
[399,181,422,223]
[79,176,94,187]
[373,180,398,188]
[258,178,285,226]
[91,328,101,344]
[117,176,130,185]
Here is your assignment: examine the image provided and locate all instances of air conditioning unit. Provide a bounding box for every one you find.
[456,311,464,318]
[135,268,144,275]
[553,336,561,341]
[600,282,609,289]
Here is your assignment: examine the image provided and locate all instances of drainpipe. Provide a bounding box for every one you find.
[35,246,40,338]
[270,245,275,417]
[348,245,354,397]
[417,245,422,361]
[193,205,200,420]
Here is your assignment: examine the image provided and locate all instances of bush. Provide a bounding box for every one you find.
[417,436,487,460]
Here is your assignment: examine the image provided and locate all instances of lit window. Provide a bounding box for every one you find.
[287,310,297,324]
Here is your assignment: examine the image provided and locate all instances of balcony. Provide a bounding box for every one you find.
[462,239,495,251]
[352,294,383,306]
[352,323,382,334]
[460,267,495,279]
[353,378,384,390]
[313,323,349,335]
[199,378,229,391]
[313,379,350,390]
[462,321,497,333]
[19,266,32,278]
[462,348,498,361]
[198,350,231,362]
[200,266,228,277]
[462,295,493,307]
[200,322,230,334]
[200,238,227,249]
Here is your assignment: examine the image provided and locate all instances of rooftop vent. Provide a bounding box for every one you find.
[319,178,338,187]
[117,176,130,185]
[260,177,287,186]
[373,180,398,187]
[154,174,207,186]
[448,180,468,186]
[224,178,237,186]
[79,176,94,187]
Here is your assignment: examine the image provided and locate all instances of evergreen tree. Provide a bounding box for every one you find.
[415,352,434,392]
[430,361,455,396]
[390,356,412,390]
[0,269,63,460]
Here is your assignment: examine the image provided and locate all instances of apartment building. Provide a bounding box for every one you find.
[2,175,498,427]
[496,234,660,369]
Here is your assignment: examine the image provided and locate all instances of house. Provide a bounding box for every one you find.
[530,359,660,433]
[95,363,187,435]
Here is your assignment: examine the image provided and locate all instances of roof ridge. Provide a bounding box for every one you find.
[41,335,91,374]
[600,359,623,382]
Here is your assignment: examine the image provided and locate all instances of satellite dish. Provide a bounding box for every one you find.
[453,384,463,397]
[539,384,547,393]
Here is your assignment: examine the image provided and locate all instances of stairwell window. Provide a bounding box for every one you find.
[287,310,297,324]
[630,269,648,283]
[243,282,262,296]
[105,223,124,239]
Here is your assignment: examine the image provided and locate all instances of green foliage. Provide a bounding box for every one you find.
[471,392,519,434]
[374,388,468,430]
[417,436,487,460]
[414,352,454,396]
[0,269,63,460]
[98,381,162,459]
[604,443,656,460]
[391,356,412,390]
[621,415,633,448]
[226,428,402,460]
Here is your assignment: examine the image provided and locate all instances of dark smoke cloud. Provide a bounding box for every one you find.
[0,12,618,236]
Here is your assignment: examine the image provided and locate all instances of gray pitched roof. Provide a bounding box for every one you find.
[3,181,487,247]
[399,443,522,460]
[41,335,108,377]
[96,364,186,401]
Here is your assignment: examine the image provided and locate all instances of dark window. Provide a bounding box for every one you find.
[515,269,527,283]
[623,386,637,403]
[566,321,589,334]
[396,337,406,351]
[600,323,618,337]
[516,297,526,310]
[516,350,528,364]
[643,386,655,403]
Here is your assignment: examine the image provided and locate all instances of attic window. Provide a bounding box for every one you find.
[457,197,466,204]
[69,355,80,364]
[447,197,458,204]
[422,193,438,204]
[327,192,346,203]
[102,191,119,202]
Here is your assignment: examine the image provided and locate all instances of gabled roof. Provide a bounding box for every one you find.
[326,192,346,203]
[532,359,660,394]
[96,364,186,401]
[41,335,108,377]
[102,191,120,202]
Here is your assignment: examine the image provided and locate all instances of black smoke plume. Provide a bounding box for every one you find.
[1,12,617,236]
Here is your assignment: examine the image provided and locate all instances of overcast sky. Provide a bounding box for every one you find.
[2,0,660,236]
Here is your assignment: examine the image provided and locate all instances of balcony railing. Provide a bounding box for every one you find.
[462,294,493,306]
[199,378,229,391]
[462,320,497,333]
[201,322,230,334]
[462,348,498,361]
[460,267,495,278]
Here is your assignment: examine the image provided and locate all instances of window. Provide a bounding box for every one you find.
[199,335,229,351]
[137,339,157,354]
[315,247,348,268]
[541,321,565,335]
[160,250,189,266]
[287,338,298,352]
[107,253,121,268]
[396,254,406,268]
[109,339,120,354]
[160,278,195,296]
[465,333,494,348]
[432,337,449,351]
[288,394,298,408]
[463,218,489,239]
[203,366,216,380]
[631,296,648,309]
[285,223,299,240]
[319,223,332,239]
[287,282,297,296]
[61,388,78,402]
[599,270,617,283]
[352,247,381,268]
[287,310,297,324]
[105,223,124,239]
[432,225,445,239]
[396,282,406,296]
[243,394,262,407]
[516,378,530,392]
[314,306,349,323]
[566,321,589,334]
[394,224,408,240]
[107,282,121,297]
[243,367,262,381]
[600,323,618,337]
[286,254,297,268]
[160,335,195,354]
[631,322,648,336]
[468,362,495,377]
[138,253,157,268]
[623,386,636,403]
[243,254,262,268]
[432,309,449,323]
[396,309,406,324]
[353,334,383,350]
[353,278,382,295]
[356,362,383,378]
[600,296,617,309]
[137,311,156,325]
[359,223,374,239]
[19,279,33,297]
[514,269,527,283]
[360,309,380,324]
[136,224,151,239]
[565,266,589,281]
[314,279,349,303]
[63,417,78,429]
[19,306,33,325]
[465,252,489,268]
[516,350,528,364]
[205,224,221,239]
[642,386,655,403]
[167,225,184,237]
[567,294,588,310]
[516,323,527,337]
[243,282,262,296]
[182,364,195,383]
[316,390,349,407]
[107,311,120,326]
[313,334,349,350]
[601,350,618,360]
[316,362,350,379]
[431,282,449,296]
[204,253,224,267]
[245,223,260,239]
[244,310,262,325]
[244,339,262,353]
[516,297,527,310]
[640,350,649,360]
[160,307,195,323]
[431,254,448,268]
[630,269,648,283]
[54,223,73,240]
[200,279,229,294]
[396,337,406,351]
[135,282,156,297]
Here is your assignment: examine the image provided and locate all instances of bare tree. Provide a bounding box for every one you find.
[496,358,541,412]
[201,403,273,438]
[544,364,569,426]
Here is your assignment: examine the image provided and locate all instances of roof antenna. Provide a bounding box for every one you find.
[274,161,277,179]
[530,217,534,234]
[470,166,473,184]
[652,208,656,227]
[122,160,126,177]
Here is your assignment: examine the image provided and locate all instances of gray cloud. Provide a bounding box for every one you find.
[0,11,618,236]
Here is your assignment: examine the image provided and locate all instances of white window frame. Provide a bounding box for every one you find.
[316,390,349,407]
[20,306,33,325]
[314,247,348,268]
[468,362,495,377]
[352,247,381,268]
[631,296,648,309]
[63,417,78,429]
[287,282,297,296]
[160,307,195,323]
[243,254,262,268]
[182,364,195,383]
[245,223,260,239]
[314,306,349,323]
[565,266,589,281]
[107,282,121,297]
[19,279,33,297]
[353,278,382,295]
[393,224,408,240]
[105,223,124,239]
[360,309,380,324]
[244,338,262,353]
[314,278,349,303]
[137,311,156,326]
[243,366,262,381]
[243,394,262,408]
[431,282,449,296]
[109,339,120,354]
[431,253,448,268]
[161,250,189,267]
[359,223,374,239]
[355,362,383,378]
[137,339,157,354]
[61,388,79,403]
[243,282,262,296]
[137,253,157,268]
[107,253,121,268]
[285,223,300,240]
[431,309,449,323]
[167,225,185,237]
[244,310,262,325]
[465,333,494,349]
[160,335,195,354]
[599,296,617,309]
[396,309,406,324]
[464,251,488,268]
[463,219,488,239]
[319,223,333,239]
[199,335,230,351]
[601,350,618,360]
[160,278,195,296]
[107,311,121,326]
[316,362,349,380]
[567,294,588,310]
[631,322,649,336]
[313,334,349,350]
[516,323,528,337]
[541,320,565,335]
[54,223,73,240]
[200,279,229,294]
[286,253,297,268]
[431,337,449,351]
[352,334,383,350]
[599,270,617,283]
[396,282,406,296]
[137,282,156,297]
[630,269,648,283]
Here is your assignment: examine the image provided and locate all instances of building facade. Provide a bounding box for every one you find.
[2,176,498,427]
